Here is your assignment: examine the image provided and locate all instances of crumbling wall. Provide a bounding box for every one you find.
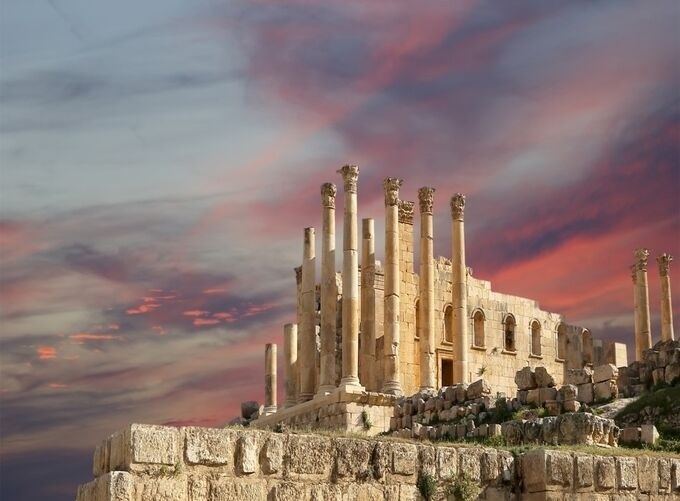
[76,424,680,500]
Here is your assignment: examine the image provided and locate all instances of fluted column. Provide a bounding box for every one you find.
[337,165,364,391]
[360,218,376,391]
[264,343,277,415]
[635,248,652,357]
[418,187,436,391]
[317,183,337,396]
[630,265,641,359]
[283,323,298,407]
[451,194,469,384]
[298,227,316,402]
[657,254,675,342]
[382,177,403,395]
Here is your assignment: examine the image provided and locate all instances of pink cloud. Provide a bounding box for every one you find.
[37,346,56,360]
[69,333,123,341]
[193,318,220,326]
[183,310,210,317]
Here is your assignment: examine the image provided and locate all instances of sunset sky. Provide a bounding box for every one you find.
[1,1,679,499]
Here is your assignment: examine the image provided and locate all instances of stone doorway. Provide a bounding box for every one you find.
[441,359,454,386]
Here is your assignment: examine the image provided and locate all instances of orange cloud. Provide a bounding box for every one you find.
[48,383,68,389]
[152,325,167,335]
[183,310,210,317]
[126,303,160,315]
[203,288,226,294]
[193,318,220,326]
[37,346,56,360]
[69,333,122,341]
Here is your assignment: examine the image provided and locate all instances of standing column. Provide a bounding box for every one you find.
[635,248,652,355]
[418,187,436,391]
[264,343,277,415]
[630,265,642,360]
[450,194,469,384]
[283,323,298,407]
[318,183,337,396]
[298,227,316,402]
[382,177,403,395]
[360,218,376,391]
[337,165,364,391]
[657,254,675,342]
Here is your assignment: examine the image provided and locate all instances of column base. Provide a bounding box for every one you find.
[337,376,365,394]
[381,381,403,396]
[297,393,313,404]
[315,385,336,398]
[263,406,277,416]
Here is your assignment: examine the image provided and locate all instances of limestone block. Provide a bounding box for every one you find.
[335,437,373,479]
[522,449,572,493]
[287,434,333,476]
[76,471,136,501]
[526,389,540,406]
[412,422,422,439]
[671,458,680,491]
[488,424,502,437]
[593,380,617,402]
[347,484,385,501]
[402,415,412,429]
[595,456,615,491]
[237,434,259,474]
[538,387,557,403]
[424,398,436,412]
[637,456,657,494]
[261,434,285,475]
[534,367,555,388]
[459,448,482,482]
[481,450,499,484]
[574,454,594,490]
[652,367,665,385]
[545,400,560,417]
[515,367,537,390]
[665,362,680,384]
[454,383,468,403]
[501,421,524,445]
[468,379,490,400]
[109,424,180,472]
[436,446,457,480]
[593,364,618,383]
[268,482,306,501]
[639,365,652,385]
[576,383,593,404]
[93,439,109,477]
[616,456,637,491]
[517,390,528,405]
[566,367,593,385]
[524,420,542,443]
[641,424,659,445]
[541,416,558,445]
[477,424,488,438]
[456,423,466,439]
[562,399,580,413]
[556,384,577,402]
[184,427,234,467]
[137,476,188,501]
[391,442,417,475]
[658,458,671,493]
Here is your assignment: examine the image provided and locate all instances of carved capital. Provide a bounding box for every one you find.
[398,200,415,225]
[657,253,673,277]
[294,266,302,285]
[383,177,403,206]
[630,265,637,284]
[418,187,435,214]
[337,164,359,193]
[450,193,466,221]
[320,182,337,208]
[634,248,649,272]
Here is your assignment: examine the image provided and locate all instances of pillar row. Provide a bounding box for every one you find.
[635,248,652,359]
[418,187,436,391]
[451,194,469,384]
[360,218,377,391]
[264,343,277,415]
[318,183,337,396]
[298,227,316,402]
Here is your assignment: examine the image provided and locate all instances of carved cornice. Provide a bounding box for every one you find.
[398,200,415,225]
[337,165,359,193]
[418,187,435,214]
[383,177,403,206]
[294,266,302,285]
[634,248,649,272]
[450,193,466,221]
[320,182,337,208]
[657,253,673,277]
[630,265,637,284]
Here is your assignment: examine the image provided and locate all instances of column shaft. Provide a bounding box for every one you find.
[338,165,363,391]
[298,227,316,402]
[658,254,675,342]
[630,265,642,360]
[360,218,376,391]
[283,323,298,407]
[635,248,652,356]
[264,343,277,414]
[451,194,469,384]
[318,183,337,395]
[382,177,403,395]
[418,187,436,391]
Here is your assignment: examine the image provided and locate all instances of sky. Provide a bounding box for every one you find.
[0,1,678,499]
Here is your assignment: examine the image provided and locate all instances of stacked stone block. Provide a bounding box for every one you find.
[618,339,680,397]
[500,413,619,447]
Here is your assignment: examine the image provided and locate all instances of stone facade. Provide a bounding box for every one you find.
[76,425,680,500]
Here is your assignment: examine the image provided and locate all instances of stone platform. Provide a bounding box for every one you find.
[252,388,396,435]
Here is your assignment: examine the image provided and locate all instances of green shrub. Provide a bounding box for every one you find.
[417,472,437,500]
[360,410,372,431]
[447,472,479,501]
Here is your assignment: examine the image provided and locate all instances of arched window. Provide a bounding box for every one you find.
[530,320,541,356]
[444,304,453,343]
[415,299,420,339]
[557,323,567,360]
[472,309,485,347]
[504,314,516,352]
[582,329,593,366]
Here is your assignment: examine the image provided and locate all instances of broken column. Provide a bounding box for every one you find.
[360,217,376,391]
[283,323,298,407]
[298,227,316,402]
[451,193,469,383]
[264,343,277,415]
[657,253,674,342]
[418,187,436,391]
[635,248,652,359]
[318,183,337,396]
[337,165,364,391]
[382,177,403,395]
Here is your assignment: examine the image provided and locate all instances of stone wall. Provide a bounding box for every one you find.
[618,340,680,397]
[76,425,680,500]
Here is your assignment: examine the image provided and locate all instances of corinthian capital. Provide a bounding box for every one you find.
[418,187,435,214]
[657,253,673,277]
[337,164,359,193]
[450,193,466,221]
[630,265,637,284]
[398,200,415,225]
[634,248,649,271]
[383,177,403,206]
[321,182,337,208]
